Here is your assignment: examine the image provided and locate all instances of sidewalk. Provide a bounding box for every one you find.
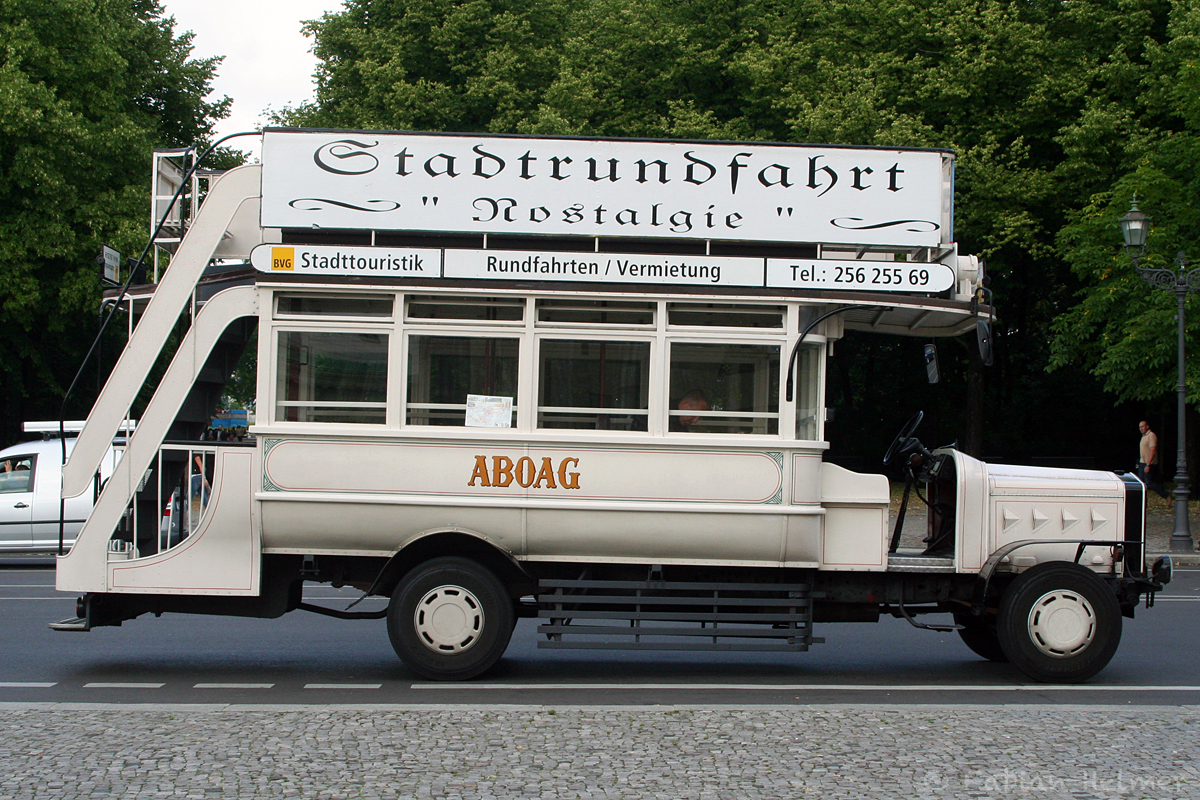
[1141,493,1200,564]
[1,703,1197,799]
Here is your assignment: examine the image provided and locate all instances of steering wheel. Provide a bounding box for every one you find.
[883,410,924,466]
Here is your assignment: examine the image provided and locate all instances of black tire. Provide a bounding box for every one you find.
[387,556,515,681]
[996,562,1122,683]
[954,613,1008,662]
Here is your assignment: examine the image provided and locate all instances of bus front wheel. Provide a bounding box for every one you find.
[387,556,515,681]
[996,562,1121,683]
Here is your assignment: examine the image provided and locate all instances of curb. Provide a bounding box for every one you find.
[1148,552,1200,567]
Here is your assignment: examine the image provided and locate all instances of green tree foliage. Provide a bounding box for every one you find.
[0,0,228,440]
[275,0,1198,463]
[289,0,570,131]
[1051,0,1200,409]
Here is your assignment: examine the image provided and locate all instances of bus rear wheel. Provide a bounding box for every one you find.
[954,613,1007,663]
[996,562,1121,684]
[387,557,514,681]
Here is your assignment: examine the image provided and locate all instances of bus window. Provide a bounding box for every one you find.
[406,295,524,323]
[537,340,650,430]
[406,336,519,426]
[668,343,780,434]
[536,299,654,327]
[794,343,823,441]
[667,303,785,329]
[276,294,394,318]
[275,331,388,424]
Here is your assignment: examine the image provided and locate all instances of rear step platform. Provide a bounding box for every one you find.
[887,551,956,573]
[49,617,90,632]
[537,576,823,651]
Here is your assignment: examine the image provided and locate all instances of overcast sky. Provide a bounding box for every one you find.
[162,0,345,157]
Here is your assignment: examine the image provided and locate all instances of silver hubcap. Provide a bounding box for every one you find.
[1027,589,1096,657]
[414,585,484,654]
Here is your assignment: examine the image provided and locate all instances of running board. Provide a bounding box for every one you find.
[887,553,957,573]
[536,577,823,652]
[49,617,89,632]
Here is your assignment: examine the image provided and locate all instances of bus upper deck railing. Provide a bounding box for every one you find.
[107,441,251,561]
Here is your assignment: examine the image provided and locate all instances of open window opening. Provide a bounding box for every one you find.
[275,331,388,424]
[0,455,35,494]
[668,343,780,434]
[794,343,823,441]
[537,339,650,430]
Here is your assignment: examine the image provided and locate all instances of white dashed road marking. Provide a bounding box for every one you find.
[0,682,56,688]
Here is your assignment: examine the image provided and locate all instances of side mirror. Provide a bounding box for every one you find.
[976,319,994,366]
[923,343,940,384]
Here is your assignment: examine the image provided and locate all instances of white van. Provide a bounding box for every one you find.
[0,422,127,553]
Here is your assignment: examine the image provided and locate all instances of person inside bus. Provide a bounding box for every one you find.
[670,389,709,432]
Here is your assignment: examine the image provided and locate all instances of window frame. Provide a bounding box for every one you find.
[405,294,526,325]
[274,292,396,321]
[0,454,36,494]
[533,333,656,432]
[260,287,827,441]
[270,323,394,427]
[403,331,523,428]
[664,336,785,437]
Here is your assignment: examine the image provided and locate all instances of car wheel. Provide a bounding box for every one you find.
[387,556,514,681]
[997,562,1121,683]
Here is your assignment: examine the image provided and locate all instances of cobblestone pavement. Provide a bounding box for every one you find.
[1,703,1196,799]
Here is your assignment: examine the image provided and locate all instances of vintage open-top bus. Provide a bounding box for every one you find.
[52,129,1170,682]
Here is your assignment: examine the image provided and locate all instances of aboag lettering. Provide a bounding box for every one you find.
[468,455,581,490]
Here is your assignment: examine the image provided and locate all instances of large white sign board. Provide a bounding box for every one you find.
[260,130,952,248]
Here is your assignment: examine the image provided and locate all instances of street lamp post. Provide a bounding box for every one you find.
[1120,198,1199,552]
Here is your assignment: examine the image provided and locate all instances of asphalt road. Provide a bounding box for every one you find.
[2,563,1198,706]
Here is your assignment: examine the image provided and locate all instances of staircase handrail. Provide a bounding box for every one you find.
[62,163,262,498]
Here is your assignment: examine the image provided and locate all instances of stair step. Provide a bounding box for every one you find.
[887,552,957,573]
[48,617,90,632]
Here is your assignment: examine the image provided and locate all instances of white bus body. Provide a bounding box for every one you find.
[52,130,1169,683]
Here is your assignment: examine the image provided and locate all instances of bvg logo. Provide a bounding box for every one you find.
[271,247,295,271]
